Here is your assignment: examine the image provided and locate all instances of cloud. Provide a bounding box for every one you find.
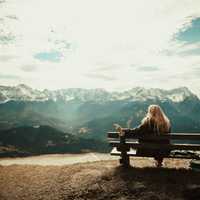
[0,0,200,95]
[20,65,37,72]
[0,73,20,80]
[0,0,6,4]
[179,48,200,56]
[136,66,159,72]
[95,63,122,72]
[85,72,117,81]
[0,54,16,62]
[6,15,18,20]
[192,67,200,76]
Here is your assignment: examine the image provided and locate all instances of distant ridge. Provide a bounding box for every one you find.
[0,84,198,103]
[0,84,200,139]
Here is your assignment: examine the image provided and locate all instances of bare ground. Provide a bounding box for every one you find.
[0,157,200,200]
[0,153,117,166]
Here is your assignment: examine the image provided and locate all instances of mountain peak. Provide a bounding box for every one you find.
[171,86,192,95]
[0,84,198,103]
[16,83,32,90]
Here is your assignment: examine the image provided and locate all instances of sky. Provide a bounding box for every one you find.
[0,0,200,95]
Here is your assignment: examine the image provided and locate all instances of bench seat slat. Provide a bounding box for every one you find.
[110,148,200,159]
[111,148,137,156]
[109,141,200,151]
[108,132,200,140]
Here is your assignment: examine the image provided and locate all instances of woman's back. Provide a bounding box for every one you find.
[131,105,171,166]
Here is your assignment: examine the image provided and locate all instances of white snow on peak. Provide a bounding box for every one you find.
[0,84,197,103]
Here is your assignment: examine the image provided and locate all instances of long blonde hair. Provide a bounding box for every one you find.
[142,105,171,134]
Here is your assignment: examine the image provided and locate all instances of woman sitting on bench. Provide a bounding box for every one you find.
[131,105,171,167]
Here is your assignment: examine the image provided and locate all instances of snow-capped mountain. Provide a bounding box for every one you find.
[0,84,198,103]
[0,84,200,136]
[0,84,48,103]
[112,87,197,102]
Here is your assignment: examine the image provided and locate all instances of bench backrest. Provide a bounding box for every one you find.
[108,131,200,140]
[107,131,200,151]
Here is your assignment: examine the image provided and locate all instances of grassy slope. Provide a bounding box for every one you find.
[0,158,200,200]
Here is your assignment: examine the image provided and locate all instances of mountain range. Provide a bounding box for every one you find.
[0,84,200,153]
[0,84,197,103]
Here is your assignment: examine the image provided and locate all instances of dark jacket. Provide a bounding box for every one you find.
[131,119,171,157]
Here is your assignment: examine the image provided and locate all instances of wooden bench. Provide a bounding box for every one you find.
[107,129,200,167]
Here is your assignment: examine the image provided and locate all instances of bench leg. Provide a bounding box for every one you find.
[118,136,130,167]
[120,152,130,167]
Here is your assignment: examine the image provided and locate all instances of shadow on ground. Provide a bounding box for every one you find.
[111,166,200,200]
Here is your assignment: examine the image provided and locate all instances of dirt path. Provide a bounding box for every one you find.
[0,158,199,200]
[0,153,117,166]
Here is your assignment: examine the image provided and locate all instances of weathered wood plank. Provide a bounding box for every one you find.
[108,132,200,140]
[110,148,199,159]
[119,135,130,166]
[109,141,200,151]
